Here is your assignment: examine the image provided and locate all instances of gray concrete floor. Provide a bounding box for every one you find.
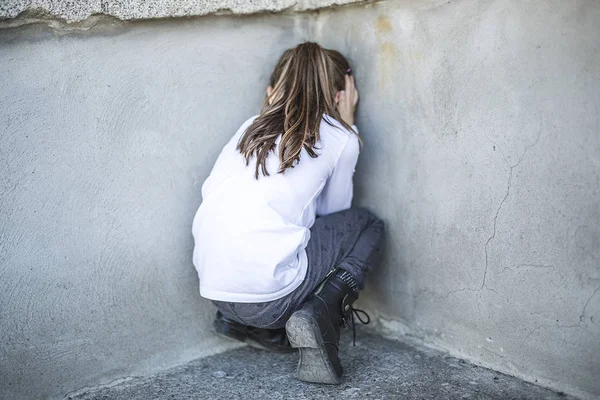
[71,327,573,400]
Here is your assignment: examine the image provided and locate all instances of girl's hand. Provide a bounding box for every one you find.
[337,74,359,127]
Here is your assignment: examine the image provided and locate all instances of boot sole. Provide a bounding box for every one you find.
[214,320,296,353]
[285,310,342,385]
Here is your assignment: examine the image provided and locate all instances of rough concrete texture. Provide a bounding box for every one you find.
[0,13,308,400]
[0,0,366,23]
[70,328,575,400]
[1,0,599,400]
[312,1,600,398]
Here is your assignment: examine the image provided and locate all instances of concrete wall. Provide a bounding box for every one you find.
[0,14,309,400]
[1,0,599,399]
[313,1,599,398]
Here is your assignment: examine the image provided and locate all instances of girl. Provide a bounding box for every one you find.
[192,42,384,384]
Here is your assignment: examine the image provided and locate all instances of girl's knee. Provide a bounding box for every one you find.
[353,207,382,225]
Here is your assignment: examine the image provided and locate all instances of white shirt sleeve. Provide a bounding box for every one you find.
[316,127,360,216]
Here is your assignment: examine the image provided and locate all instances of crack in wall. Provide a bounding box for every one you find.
[481,169,512,292]
[481,347,527,372]
[579,286,599,322]
[525,323,582,343]
[515,264,556,269]
[416,287,480,300]
[480,121,543,293]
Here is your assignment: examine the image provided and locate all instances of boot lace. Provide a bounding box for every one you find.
[346,307,370,346]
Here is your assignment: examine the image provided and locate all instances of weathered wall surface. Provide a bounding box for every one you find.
[0,14,308,399]
[314,1,599,398]
[0,0,365,23]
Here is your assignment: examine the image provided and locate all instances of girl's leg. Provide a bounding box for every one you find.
[304,207,384,291]
[285,208,384,383]
[213,207,384,329]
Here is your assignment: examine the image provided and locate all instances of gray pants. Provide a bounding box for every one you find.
[213,208,384,329]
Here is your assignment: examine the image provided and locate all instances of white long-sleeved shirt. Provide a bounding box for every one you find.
[192,114,359,303]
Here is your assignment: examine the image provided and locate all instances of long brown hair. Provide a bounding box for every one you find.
[237,42,356,179]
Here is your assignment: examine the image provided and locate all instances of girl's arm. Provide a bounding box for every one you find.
[316,131,360,216]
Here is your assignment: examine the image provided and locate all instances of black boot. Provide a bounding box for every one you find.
[285,268,366,384]
[213,311,296,353]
